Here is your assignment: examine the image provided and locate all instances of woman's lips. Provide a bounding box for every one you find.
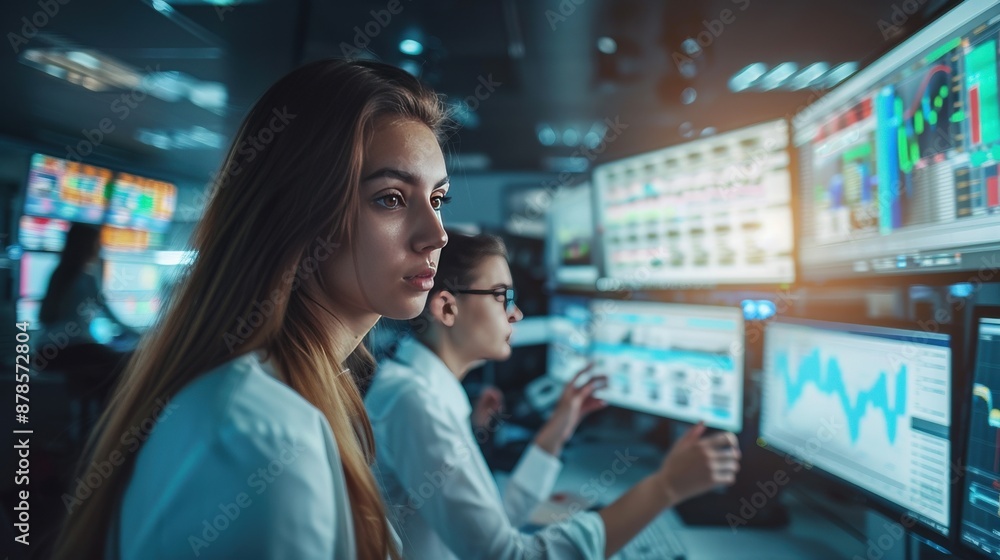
[404,270,435,291]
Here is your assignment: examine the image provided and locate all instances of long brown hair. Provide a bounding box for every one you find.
[51,59,447,560]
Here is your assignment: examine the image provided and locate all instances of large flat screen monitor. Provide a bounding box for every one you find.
[103,255,165,329]
[590,300,744,432]
[25,154,111,224]
[19,216,69,252]
[760,317,953,540]
[593,119,794,288]
[793,0,1000,280]
[547,184,599,288]
[105,173,177,233]
[960,309,1000,558]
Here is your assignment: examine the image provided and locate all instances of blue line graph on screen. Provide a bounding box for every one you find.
[775,349,907,444]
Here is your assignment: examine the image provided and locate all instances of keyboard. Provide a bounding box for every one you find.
[612,515,687,560]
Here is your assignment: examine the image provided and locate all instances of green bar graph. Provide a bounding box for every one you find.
[967,40,1000,146]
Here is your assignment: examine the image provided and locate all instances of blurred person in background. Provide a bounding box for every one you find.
[38,222,137,397]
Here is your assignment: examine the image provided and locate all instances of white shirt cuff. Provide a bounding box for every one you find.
[509,443,563,502]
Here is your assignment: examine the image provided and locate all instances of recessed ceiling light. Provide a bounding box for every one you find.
[681,38,701,56]
[681,87,697,104]
[537,124,557,146]
[825,62,859,87]
[597,37,617,55]
[728,63,768,92]
[399,39,423,56]
[759,62,798,90]
[66,51,100,69]
[789,62,830,90]
[562,128,580,147]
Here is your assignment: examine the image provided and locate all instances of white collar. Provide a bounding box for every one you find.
[392,337,471,418]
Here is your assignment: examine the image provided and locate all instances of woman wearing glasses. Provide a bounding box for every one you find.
[365,231,742,559]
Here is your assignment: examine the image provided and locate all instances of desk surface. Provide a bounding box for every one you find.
[498,440,876,560]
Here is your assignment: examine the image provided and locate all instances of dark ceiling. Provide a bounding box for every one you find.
[1,0,956,184]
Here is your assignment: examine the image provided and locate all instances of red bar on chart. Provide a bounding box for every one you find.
[970,84,982,145]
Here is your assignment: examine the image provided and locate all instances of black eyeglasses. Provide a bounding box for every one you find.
[454,287,516,313]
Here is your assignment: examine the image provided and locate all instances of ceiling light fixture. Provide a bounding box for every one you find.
[728,62,768,92]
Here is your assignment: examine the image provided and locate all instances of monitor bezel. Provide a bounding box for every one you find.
[956,305,1000,559]
[791,0,1000,285]
[546,182,602,291]
[759,314,961,550]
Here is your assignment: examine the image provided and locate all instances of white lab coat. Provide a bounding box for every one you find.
[109,352,384,559]
[366,337,605,560]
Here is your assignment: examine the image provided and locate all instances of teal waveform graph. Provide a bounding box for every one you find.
[775,349,907,444]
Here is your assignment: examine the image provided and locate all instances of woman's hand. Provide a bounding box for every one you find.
[534,365,608,457]
[655,421,741,506]
[471,386,505,431]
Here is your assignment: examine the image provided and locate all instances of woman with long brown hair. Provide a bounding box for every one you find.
[50,59,450,560]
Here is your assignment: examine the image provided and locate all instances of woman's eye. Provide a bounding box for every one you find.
[376,194,404,209]
[431,195,453,210]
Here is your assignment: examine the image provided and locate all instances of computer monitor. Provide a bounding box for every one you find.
[102,226,164,252]
[19,216,70,252]
[17,299,41,327]
[547,294,593,383]
[24,154,111,225]
[760,317,953,540]
[105,173,177,233]
[589,300,744,432]
[959,308,1000,558]
[793,0,1000,280]
[103,255,164,329]
[592,119,794,288]
[19,251,60,299]
[547,184,599,288]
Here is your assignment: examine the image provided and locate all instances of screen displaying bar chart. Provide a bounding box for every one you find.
[794,1,1000,280]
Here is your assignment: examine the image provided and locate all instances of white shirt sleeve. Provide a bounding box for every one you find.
[383,390,606,560]
[125,421,339,559]
[503,444,563,528]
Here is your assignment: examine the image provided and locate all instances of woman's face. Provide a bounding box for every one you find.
[452,255,524,361]
[324,116,449,321]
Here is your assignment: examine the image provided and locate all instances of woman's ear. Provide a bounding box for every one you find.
[428,291,459,328]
